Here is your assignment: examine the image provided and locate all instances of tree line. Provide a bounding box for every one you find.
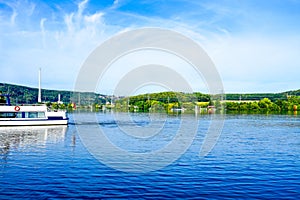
[112,92,300,113]
[1,83,299,113]
[224,96,299,113]
[0,83,108,105]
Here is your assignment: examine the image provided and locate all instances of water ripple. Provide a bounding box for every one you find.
[0,113,300,199]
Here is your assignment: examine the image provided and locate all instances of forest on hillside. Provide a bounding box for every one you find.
[113,92,300,113]
[1,82,300,113]
[0,83,108,105]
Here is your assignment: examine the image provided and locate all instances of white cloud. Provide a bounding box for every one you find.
[77,0,89,17]
[112,0,119,8]
[0,0,115,90]
[10,8,18,25]
[64,12,75,33]
[0,0,299,94]
[1,0,36,26]
[84,12,104,23]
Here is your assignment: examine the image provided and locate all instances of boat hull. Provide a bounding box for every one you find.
[0,119,68,126]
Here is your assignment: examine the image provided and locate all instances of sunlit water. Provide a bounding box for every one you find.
[0,113,299,199]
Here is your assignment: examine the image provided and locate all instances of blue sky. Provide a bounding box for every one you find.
[1,0,300,94]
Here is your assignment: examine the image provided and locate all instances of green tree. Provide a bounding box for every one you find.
[258,98,272,109]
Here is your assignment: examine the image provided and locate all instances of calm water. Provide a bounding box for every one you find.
[0,113,300,199]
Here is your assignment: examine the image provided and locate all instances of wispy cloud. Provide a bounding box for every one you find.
[0,0,299,93]
[0,0,114,89]
[1,0,36,27]
[112,0,119,9]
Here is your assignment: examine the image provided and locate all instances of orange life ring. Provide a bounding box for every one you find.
[14,106,20,111]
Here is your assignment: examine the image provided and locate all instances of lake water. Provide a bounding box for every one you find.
[0,113,299,199]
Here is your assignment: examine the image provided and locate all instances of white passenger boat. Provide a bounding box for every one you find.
[0,94,68,126]
[0,69,68,126]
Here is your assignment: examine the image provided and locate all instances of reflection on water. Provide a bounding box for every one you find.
[0,126,67,159]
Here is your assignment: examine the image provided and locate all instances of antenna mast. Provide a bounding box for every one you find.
[38,68,42,103]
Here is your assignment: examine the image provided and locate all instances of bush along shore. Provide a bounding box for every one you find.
[90,92,300,114]
[44,92,300,114]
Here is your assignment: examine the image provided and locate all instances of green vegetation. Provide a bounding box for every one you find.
[1,83,299,114]
[113,92,210,113]
[225,89,300,101]
[225,96,300,113]
[114,93,300,114]
[0,83,109,111]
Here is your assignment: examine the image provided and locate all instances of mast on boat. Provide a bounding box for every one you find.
[38,68,42,103]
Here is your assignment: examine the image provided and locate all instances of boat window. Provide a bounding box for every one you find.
[37,112,45,118]
[28,112,38,118]
[0,112,46,118]
[0,112,17,118]
[16,112,23,118]
[24,112,45,118]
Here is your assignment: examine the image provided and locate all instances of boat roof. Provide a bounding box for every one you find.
[0,105,47,112]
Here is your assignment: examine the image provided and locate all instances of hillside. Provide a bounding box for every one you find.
[0,83,108,105]
[1,82,299,105]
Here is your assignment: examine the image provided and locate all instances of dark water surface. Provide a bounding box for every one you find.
[0,113,299,199]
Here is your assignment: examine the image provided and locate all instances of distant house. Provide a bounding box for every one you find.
[207,105,216,114]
